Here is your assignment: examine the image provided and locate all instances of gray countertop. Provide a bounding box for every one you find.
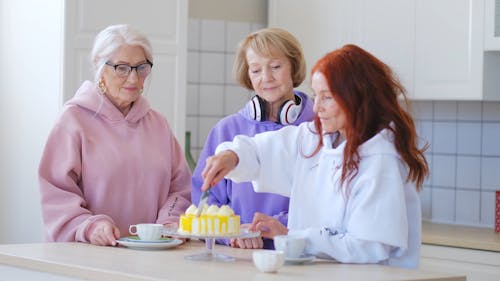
[422,222,500,252]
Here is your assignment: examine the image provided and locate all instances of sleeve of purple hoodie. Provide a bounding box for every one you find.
[191,123,230,207]
[191,121,232,246]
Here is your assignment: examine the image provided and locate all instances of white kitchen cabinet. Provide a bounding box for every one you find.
[269,0,500,101]
[485,0,500,50]
[268,0,346,94]
[420,244,500,281]
[348,0,414,97]
[414,0,485,100]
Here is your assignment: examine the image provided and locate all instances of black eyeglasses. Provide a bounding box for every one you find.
[105,60,153,78]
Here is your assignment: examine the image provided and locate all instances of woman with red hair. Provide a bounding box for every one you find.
[200,44,428,268]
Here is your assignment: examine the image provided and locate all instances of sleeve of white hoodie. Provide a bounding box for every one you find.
[215,124,307,197]
[288,154,412,267]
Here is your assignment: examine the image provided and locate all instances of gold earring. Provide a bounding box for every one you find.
[139,88,144,94]
[98,79,107,94]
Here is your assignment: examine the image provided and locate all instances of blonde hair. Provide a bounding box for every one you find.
[233,28,306,90]
[90,24,153,83]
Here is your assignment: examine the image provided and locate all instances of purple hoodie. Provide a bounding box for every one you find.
[191,91,314,248]
[38,81,191,242]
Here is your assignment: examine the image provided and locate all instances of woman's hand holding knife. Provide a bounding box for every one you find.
[201,150,239,191]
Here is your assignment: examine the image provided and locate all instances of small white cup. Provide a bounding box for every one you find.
[129,223,164,241]
[273,235,306,259]
[252,250,285,273]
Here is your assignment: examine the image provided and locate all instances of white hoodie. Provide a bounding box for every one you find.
[217,122,421,268]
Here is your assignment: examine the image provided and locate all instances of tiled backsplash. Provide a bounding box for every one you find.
[413,101,500,228]
[186,18,265,159]
[187,18,500,230]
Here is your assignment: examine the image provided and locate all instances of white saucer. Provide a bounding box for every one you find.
[116,236,183,250]
[285,254,315,264]
[163,227,260,239]
[123,237,169,243]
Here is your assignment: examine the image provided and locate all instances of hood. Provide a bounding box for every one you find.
[359,128,400,158]
[66,80,151,123]
[237,90,314,125]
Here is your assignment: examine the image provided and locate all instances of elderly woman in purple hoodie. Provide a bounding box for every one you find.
[191,28,314,249]
[38,24,191,246]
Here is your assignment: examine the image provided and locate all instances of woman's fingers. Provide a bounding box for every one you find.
[201,151,238,191]
[201,156,220,191]
[251,212,288,239]
[89,221,120,246]
[235,237,263,249]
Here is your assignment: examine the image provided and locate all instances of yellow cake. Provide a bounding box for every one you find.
[179,204,240,236]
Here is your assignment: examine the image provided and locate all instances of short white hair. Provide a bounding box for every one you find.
[90,24,153,83]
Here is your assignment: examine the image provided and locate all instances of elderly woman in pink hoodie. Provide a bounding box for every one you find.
[38,24,191,246]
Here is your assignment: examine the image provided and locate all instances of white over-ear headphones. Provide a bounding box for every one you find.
[246,95,302,125]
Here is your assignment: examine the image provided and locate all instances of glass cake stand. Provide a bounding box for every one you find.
[163,227,260,262]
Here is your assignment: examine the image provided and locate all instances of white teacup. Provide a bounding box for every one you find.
[252,250,285,273]
[129,223,164,241]
[273,235,306,259]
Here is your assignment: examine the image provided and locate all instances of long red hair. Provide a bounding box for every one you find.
[310,44,428,190]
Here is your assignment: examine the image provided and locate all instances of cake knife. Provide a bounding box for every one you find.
[195,190,209,217]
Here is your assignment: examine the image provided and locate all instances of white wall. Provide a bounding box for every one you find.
[0,0,64,243]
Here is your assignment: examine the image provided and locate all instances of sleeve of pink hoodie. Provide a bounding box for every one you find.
[155,121,192,225]
[38,120,113,242]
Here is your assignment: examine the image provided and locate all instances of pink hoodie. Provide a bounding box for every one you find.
[38,81,191,242]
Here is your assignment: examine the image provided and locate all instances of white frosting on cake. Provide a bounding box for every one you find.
[218,205,234,216]
[206,205,219,215]
[185,204,197,215]
[178,204,240,236]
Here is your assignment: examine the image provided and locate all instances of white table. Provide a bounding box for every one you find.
[0,241,466,281]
